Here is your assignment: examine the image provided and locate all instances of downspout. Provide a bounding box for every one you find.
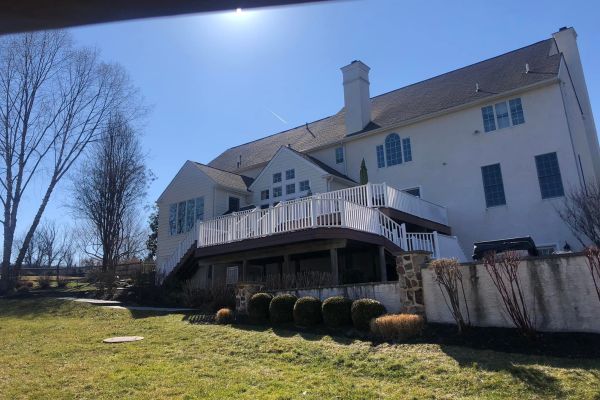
[558,68,586,191]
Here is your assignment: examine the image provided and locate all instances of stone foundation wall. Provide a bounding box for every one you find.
[395,251,430,315]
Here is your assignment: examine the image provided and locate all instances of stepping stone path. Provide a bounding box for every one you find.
[103,336,144,344]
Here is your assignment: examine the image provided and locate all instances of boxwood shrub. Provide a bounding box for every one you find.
[322,296,352,328]
[293,296,322,327]
[269,294,297,324]
[351,298,386,330]
[247,293,272,323]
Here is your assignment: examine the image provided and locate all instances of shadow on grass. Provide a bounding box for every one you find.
[441,345,570,397]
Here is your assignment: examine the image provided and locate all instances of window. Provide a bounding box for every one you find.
[168,204,177,235]
[481,106,496,132]
[376,145,385,168]
[403,187,420,197]
[285,169,295,180]
[494,102,510,129]
[286,183,296,194]
[385,133,402,166]
[273,172,281,183]
[402,138,412,162]
[537,245,556,256]
[535,152,564,199]
[226,266,239,285]
[228,196,240,212]
[335,147,344,164]
[299,180,310,191]
[481,164,506,207]
[260,189,269,200]
[509,98,525,125]
[273,186,282,198]
[482,98,524,132]
[195,197,204,222]
[185,199,195,231]
[176,201,186,234]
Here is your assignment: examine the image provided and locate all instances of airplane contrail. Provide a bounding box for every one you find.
[267,108,287,124]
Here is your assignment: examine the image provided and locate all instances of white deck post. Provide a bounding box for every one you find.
[366,182,373,207]
[433,231,441,259]
[382,182,389,207]
[339,199,346,227]
[311,197,317,227]
[400,223,408,250]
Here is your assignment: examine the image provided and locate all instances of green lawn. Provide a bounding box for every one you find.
[0,298,599,399]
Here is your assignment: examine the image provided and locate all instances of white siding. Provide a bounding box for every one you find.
[249,147,331,206]
[156,162,216,269]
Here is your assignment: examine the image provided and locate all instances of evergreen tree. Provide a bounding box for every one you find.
[359,159,369,185]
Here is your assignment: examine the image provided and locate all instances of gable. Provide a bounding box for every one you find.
[157,161,216,204]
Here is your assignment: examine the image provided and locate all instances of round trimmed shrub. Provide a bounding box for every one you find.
[322,296,352,328]
[351,298,386,331]
[247,292,272,323]
[293,296,322,327]
[269,294,297,324]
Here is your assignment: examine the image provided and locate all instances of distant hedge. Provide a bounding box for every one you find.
[351,299,386,330]
[269,294,297,324]
[322,296,352,328]
[293,297,322,327]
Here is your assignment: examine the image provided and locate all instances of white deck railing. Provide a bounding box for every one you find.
[318,183,448,226]
[159,183,460,280]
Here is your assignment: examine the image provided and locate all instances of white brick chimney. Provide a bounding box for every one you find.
[341,60,372,135]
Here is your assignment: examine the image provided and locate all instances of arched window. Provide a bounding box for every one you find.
[384,133,402,166]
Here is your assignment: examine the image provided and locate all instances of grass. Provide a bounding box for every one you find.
[0,298,599,399]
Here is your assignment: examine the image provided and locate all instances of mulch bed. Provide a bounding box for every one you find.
[411,323,600,359]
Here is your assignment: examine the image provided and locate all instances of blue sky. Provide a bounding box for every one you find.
[14,0,600,237]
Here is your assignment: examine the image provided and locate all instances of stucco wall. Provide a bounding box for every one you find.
[308,83,585,256]
[422,253,600,333]
[273,281,405,313]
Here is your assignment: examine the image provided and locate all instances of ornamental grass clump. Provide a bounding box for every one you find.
[370,314,425,341]
[351,298,386,331]
[322,296,352,328]
[293,296,322,327]
[269,294,297,324]
[215,308,234,325]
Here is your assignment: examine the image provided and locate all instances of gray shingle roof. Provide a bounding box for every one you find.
[209,38,560,173]
[193,162,254,192]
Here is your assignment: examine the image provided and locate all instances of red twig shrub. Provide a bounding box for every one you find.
[483,251,536,338]
[584,246,600,303]
[431,258,470,334]
[369,314,425,341]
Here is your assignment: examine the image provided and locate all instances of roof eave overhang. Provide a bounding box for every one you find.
[232,77,560,174]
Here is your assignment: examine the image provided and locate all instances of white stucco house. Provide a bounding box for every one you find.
[156,27,600,288]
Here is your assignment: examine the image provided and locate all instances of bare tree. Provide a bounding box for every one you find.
[70,114,149,274]
[557,183,600,247]
[584,246,600,303]
[483,251,536,338]
[0,30,137,291]
[431,258,471,334]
